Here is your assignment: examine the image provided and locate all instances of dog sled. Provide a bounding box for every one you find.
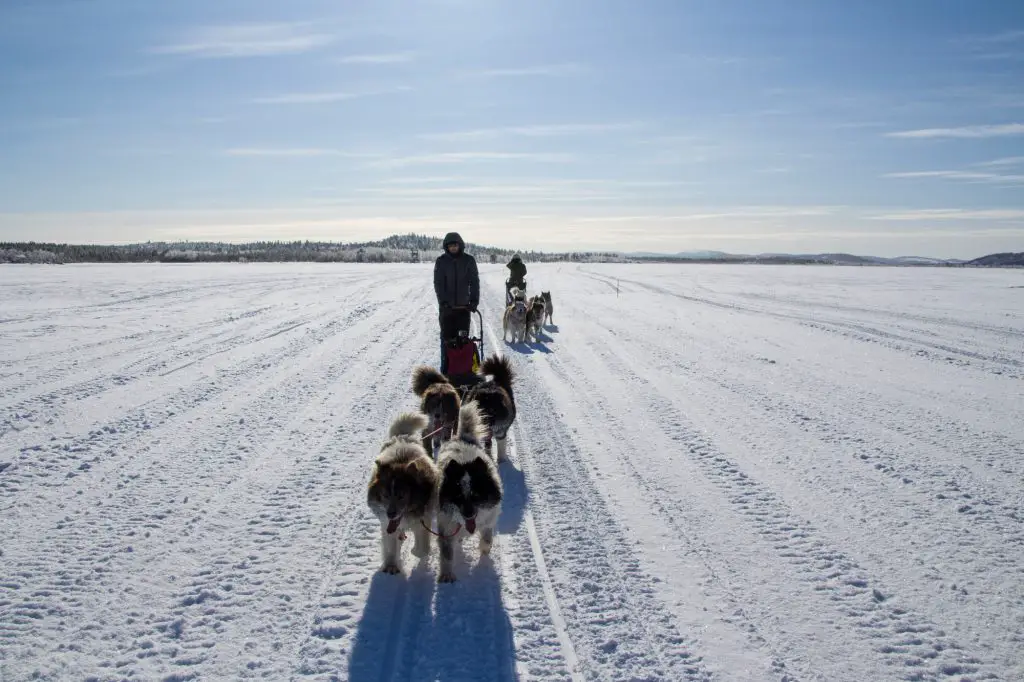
[505,278,527,307]
[442,306,485,395]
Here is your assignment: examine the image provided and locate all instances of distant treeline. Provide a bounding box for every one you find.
[1,236,1020,267]
[0,234,627,265]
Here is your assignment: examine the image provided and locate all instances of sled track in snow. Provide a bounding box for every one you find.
[586,292,1024,667]
[580,269,1023,380]
[0,271,430,680]
[481,284,713,682]
[569,339,998,680]
[116,296,429,679]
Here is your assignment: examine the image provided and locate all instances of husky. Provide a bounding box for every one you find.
[435,401,503,583]
[541,291,554,325]
[525,296,546,342]
[366,412,440,575]
[462,354,516,461]
[411,366,461,457]
[503,299,528,343]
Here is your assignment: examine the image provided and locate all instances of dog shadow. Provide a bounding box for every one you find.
[347,559,437,680]
[349,556,519,680]
[503,340,535,355]
[529,340,554,354]
[544,324,559,333]
[497,460,526,535]
[419,557,519,682]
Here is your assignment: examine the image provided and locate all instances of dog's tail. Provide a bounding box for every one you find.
[412,365,450,396]
[388,411,429,439]
[456,401,487,446]
[480,354,515,393]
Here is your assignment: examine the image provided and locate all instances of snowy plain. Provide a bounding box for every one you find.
[1,261,1022,682]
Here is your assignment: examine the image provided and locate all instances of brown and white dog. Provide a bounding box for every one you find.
[412,365,461,457]
[366,412,440,575]
[525,296,546,342]
[503,299,528,343]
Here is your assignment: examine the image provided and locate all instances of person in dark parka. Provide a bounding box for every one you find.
[434,232,479,372]
[506,254,526,288]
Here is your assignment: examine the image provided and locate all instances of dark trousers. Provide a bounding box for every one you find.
[439,307,470,373]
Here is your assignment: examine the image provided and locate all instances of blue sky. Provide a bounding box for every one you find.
[0,0,1022,258]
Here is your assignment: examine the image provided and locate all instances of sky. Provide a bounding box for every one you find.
[0,0,1022,258]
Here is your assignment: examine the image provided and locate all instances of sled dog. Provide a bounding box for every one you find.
[541,291,554,325]
[435,401,503,583]
[462,354,516,461]
[503,300,528,343]
[366,412,440,575]
[525,296,546,342]
[411,366,461,456]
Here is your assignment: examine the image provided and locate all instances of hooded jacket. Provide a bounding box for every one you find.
[434,232,479,309]
[506,256,526,283]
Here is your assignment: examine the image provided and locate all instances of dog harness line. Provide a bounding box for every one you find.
[420,518,463,538]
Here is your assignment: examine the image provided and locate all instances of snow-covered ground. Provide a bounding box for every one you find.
[1,262,1022,682]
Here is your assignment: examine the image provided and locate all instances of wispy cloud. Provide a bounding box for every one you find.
[153,23,334,58]
[336,52,416,64]
[380,176,469,184]
[253,85,412,104]
[885,123,1024,138]
[367,152,576,169]
[421,122,642,141]
[883,170,1024,185]
[972,156,1024,168]
[574,206,838,222]
[225,148,377,158]
[456,63,586,78]
[867,208,1024,221]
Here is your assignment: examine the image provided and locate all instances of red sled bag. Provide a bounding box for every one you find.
[445,339,479,376]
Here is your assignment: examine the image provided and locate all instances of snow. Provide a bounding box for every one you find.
[1,261,1022,682]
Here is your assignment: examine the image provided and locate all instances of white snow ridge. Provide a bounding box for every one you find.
[1,261,1022,681]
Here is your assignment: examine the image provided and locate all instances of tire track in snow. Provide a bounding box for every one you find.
[561,314,1001,681]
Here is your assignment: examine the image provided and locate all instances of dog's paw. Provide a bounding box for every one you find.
[438,570,457,583]
[380,563,401,575]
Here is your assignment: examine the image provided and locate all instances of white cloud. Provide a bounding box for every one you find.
[337,52,416,64]
[457,63,586,78]
[972,156,1024,168]
[885,123,1024,139]
[253,85,412,104]
[421,122,642,141]
[866,209,1024,221]
[224,148,377,158]
[883,170,1024,185]
[574,206,839,222]
[153,23,334,58]
[367,152,576,168]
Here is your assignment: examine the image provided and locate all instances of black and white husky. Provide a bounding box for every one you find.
[435,401,503,583]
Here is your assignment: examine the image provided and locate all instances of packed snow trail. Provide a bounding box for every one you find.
[1,262,1022,681]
